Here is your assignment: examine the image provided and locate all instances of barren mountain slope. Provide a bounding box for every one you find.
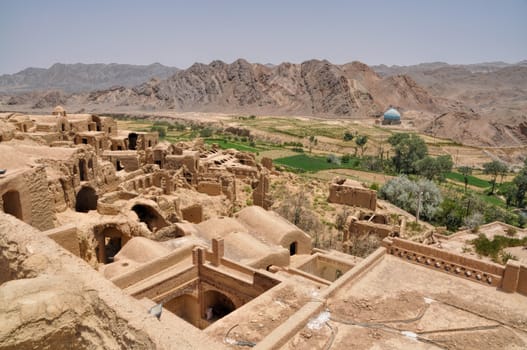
[72,59,443,117]
[0,63,179,93]
[421,111,527,147]
[372,61,527,116]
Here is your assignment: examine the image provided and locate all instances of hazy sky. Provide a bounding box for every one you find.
[1,0,526,74]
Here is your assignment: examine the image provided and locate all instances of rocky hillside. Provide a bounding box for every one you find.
[420,111,527,147]
[0,63,179,93]
[372,61,527,116]
[81,59,443,117]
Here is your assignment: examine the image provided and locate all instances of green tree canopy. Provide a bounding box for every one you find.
[343,131,354,141]
[483,160,508,194]
[458,166,472,192]
[512,160,527,208]
[355,135,369,157]
[415,155,453,181]
[387,133,428,174]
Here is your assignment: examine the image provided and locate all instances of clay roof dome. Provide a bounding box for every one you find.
[383,108,401,120]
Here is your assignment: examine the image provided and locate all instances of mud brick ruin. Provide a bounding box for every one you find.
[1,107,527,349]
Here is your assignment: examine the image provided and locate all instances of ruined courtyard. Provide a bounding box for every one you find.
[1,107,526,350]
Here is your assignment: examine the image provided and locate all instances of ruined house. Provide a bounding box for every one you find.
[1,108,527,349]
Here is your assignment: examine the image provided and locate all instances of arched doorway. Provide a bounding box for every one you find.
[128,133,138,150]
[75,187,98,212]
[202,290,236,321]
[2,190,22,220]
[131,204,167,232]
[289,241,297,256]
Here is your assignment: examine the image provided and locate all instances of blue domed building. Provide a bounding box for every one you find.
[382,108,401,125]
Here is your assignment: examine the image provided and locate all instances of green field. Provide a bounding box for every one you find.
[274,154,360,172]
[204,138,261,153]
[446,172,491,188]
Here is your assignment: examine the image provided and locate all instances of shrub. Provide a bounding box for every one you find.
[343,131,354,141]
[199,128,213,137]
[150,125,166,138]
[464,212,484,232]
[506,227,517,237]
[501,251,517,264]
[326,154,340,165]
[472,234,527,262]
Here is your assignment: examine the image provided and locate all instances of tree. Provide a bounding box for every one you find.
[343,131,354,141]
[379,176,442,221]
[415,157,437,180]
[387,133,428,174]
[499,182,518,208]
[513,161,527,208]
[483,161,508,195]
[308,135,317,153]
[274,190,323,238]
[199,127,213,138]
[458,166,472,193]
[436,155,453,181]
[355,135,368,157]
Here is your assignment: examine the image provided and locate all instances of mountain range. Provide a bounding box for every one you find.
[0,63,179,93]
[0,59,525,148]
[372,61,527,117]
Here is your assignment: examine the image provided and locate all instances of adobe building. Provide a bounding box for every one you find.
[328,177,377,211]
[1,107,527,349]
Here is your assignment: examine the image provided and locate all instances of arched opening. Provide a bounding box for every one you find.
[289,241,297,256]
[88,159,93,169]
[128,133,138,150]
[22,124,27,132]
[131,204,167,232]
[2,190,22,220]
[92,115,102,131]
[116,160,124,171]
[203,290,236,322]
[95,226,127,264]
[61,123,66,132]
[78,159,87,181]
[75,187,98,212]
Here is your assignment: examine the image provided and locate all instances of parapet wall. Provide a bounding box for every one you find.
[502,260,527,295]
[383,237,508,288]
